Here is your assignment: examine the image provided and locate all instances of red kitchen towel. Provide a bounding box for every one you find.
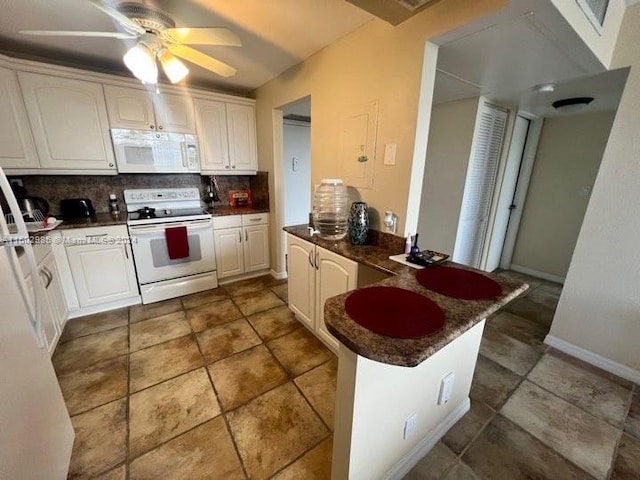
[165,226,190,260]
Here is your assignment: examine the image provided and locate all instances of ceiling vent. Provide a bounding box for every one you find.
[394,0,437,11]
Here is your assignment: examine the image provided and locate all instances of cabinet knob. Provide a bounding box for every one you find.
[158,125,164,130]
[225,165,230,169]
[150,125,155,129]
[232,165,236,169]
[109,163,114,168]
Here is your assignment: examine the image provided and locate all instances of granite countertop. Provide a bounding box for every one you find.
[285,224,528,367]
[54,213,128,230]
[208,205,270,216]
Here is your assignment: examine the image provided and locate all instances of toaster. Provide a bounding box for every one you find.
[60,198,96,218]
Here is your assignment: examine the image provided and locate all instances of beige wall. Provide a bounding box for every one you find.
[251,0,507,272]
[549,3,640,377]
[416,97,480,253]
[511,111,615,278]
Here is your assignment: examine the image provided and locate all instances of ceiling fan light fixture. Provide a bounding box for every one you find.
[123,42,158,84]
[158,48,189,83]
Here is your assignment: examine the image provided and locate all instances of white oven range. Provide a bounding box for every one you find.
[124,188,217,304]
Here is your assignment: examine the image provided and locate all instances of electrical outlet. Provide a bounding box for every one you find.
[438,372,455,405]
[404,414,418,440]
[384,143,397,166]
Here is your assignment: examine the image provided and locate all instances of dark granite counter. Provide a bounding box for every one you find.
[284,224,409,276]
[284,224,528,367]
[208,206,269,216]
[55,213,128,230]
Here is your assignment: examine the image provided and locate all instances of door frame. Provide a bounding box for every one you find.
[499,112,544,269]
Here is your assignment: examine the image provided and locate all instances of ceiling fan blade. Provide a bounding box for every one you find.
[19,30,136,39]
[88,0,145,35]
[168,44,237,78]
[165,27,241,46]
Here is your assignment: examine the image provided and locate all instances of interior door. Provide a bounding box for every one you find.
[453,103,508,269]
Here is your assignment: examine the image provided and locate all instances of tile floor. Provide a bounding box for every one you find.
[54,272,640,479]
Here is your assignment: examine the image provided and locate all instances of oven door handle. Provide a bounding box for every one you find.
[129,219,213,235]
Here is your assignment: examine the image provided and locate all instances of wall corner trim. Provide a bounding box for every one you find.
[382,397,470,480]
[544,335,640,384]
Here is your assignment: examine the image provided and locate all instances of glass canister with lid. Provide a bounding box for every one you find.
[312,178,349,240]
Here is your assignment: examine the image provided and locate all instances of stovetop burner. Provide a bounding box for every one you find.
[136,207,156,219]
[124,188,211,226]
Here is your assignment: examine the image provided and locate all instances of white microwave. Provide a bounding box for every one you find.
[111,128,200,174]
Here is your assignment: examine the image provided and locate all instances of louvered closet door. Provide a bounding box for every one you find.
[453,104,507,268]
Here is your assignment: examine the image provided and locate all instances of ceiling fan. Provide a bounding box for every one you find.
[19,0,242,84]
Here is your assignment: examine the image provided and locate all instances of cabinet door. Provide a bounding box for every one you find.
[66,241,138,307]
[227,103,257,172]
[315,246,357,352]
[194,98,230,172]
[214,227,244,278]
[244,224,270,273]
[287,234,315,329]
[153,93,195,133]
[104,84,155,130]
[18,72,116,171]
[0,67,39,169]
[24,273,60,356]
[41,252,67,331]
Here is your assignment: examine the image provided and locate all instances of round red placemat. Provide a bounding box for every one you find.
[344,286,445,339]
[415,266,502,299]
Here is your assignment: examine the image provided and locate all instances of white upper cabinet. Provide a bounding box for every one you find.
[195,98,257,175]
[104,85,195,133]
[103,85,155,130]
[227,103,258,173]
[194,99,229,171]
[18,71,116,172]
[0,67,39,169]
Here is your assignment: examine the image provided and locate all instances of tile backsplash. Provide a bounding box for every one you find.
[15,172,269,214]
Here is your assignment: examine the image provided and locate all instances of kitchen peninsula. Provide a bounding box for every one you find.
[284,225,526,479]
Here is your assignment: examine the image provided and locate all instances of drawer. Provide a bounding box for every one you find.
[18,237,52,277]
[242,213,269,226]
[213,215,242,230]
[60,224,129,240]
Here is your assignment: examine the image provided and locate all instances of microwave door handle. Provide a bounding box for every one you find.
[180,142,187,168]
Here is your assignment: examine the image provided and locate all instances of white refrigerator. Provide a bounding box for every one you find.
[0,167,74,479]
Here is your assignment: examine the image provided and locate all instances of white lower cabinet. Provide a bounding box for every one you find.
[63,225,138,308]
[213,213,270,280]
[20,245,67,356]
[287,234,358,352]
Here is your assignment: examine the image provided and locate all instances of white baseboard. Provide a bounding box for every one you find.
[545,335,640,384]
[66,295,141,320]
[384,397,471,480]
[270,269,288,280]
[509,264,565,284]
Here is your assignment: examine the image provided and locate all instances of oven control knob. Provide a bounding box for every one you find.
[165,209,172,215]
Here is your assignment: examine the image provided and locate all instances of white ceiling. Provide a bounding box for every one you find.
[431,0,628,117]
[0,0,373,94]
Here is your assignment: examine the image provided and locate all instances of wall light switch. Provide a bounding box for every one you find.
[384,143,397,166]
[404,414,418,440]
[438,372,455,405]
